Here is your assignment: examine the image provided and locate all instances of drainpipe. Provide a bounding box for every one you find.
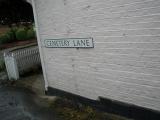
[31,0,49,91]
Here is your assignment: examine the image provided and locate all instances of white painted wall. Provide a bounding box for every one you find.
[34,0,160,111]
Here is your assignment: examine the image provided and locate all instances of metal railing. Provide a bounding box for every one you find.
[4,46,41,80]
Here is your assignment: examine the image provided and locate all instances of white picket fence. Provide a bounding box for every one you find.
[4,46,41,80]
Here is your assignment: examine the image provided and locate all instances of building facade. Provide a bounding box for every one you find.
[32,0,160,112]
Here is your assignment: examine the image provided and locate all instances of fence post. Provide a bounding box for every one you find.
[4,53,19,80]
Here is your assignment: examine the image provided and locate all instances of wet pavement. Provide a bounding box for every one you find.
[0,86,60,120]
[0,72,8,84]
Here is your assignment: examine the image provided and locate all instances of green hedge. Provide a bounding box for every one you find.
[6,30,15,41]
[0,26,36,45]
[15,28,28,40]
[27,29,35,39]
[0,34,10,44]
[0,27,17,44]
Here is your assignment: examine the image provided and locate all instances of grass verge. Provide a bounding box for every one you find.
[49,97,132,120]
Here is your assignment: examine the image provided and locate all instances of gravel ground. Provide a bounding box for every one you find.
[0,72,60,120]
[0,86,60,120]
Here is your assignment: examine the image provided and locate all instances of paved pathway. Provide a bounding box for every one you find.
[0,86,60,120]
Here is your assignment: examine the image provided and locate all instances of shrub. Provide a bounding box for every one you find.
[0,27,18,44]
[0,34,10,44]
[6,30,15,41]
[16,28,27,40]
[11,27,18,38]
[11,27,18,33]
[27,29,35,39]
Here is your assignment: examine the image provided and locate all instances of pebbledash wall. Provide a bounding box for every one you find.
[32,0,160,111]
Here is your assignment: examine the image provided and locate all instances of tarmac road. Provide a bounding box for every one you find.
[0,86,60,120]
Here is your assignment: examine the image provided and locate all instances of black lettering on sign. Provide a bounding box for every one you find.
[45,38,94,48]
[86,40,89,46]
[80,40,86,46]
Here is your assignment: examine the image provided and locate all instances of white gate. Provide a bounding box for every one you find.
[4,46,41,80]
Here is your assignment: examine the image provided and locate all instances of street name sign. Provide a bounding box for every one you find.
[44,38,94,48]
